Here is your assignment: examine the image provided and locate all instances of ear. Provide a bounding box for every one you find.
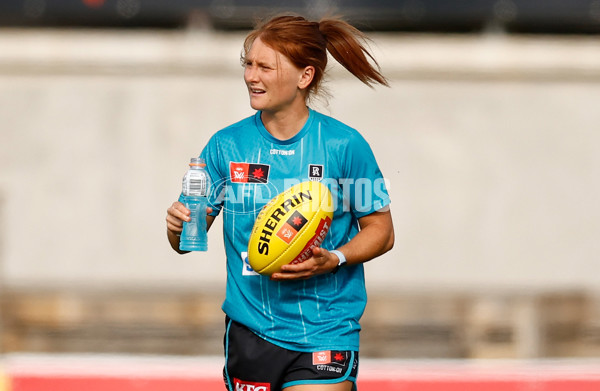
[298,66,315,90]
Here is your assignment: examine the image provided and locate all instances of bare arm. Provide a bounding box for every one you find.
[272,208,394,280]
[166,201,215,254]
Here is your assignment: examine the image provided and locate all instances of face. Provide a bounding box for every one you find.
[243,38,309,114]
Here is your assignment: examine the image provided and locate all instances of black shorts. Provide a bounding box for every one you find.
[223,317,359,391]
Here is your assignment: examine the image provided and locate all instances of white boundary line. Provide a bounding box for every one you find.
[2,354,600,381]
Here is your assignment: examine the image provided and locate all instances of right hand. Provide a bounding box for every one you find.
[166,201,190,236]
[166,201,214,254]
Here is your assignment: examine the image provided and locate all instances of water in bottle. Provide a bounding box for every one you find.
[180,157,210,251]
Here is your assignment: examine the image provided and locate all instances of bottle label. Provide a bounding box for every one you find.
[184,170,207,196]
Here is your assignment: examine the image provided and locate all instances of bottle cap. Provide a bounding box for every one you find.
[189,157,206,167]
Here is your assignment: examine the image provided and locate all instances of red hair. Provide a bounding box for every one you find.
[242,15,388,98]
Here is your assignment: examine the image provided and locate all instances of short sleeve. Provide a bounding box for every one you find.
[340,132,391,219]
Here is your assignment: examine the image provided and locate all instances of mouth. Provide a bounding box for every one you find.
[249,87,266,95]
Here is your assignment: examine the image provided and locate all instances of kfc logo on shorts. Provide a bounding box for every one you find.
[233,378,270,391]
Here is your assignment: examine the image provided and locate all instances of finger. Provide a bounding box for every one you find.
[166,213,184,227]
[309,247,331,268]
[311,246,325,258]
[278,248,324,272]
[172,202,191,215]
[277,260,306,275]
[168,204,191,222]
[166,216,184,233]
[271,270,312,281]
[279,259,312,273]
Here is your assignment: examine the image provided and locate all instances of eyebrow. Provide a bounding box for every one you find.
[247,58,275,68]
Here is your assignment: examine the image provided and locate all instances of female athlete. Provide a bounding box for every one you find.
[166,14,394,391]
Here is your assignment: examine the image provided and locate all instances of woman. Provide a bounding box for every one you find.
[166,15,394,391]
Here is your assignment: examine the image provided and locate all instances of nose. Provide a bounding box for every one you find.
[244,65,258,84]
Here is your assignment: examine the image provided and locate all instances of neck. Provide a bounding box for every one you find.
[261,105,310,141]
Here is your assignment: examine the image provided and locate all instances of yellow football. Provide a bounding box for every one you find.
[248,181,333,276]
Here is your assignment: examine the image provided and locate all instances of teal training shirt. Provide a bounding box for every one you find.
[198,108,390,352]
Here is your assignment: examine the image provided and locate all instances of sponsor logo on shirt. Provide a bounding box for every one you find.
[308,164,324,181]
[233,378,270,391]
[230,162,270,183]
[241,252,259,276]
[270,148,295,156]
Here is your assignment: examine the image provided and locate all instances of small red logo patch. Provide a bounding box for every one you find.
[312,350,331,365]
[230,162,249,182]
[230,162,270,183]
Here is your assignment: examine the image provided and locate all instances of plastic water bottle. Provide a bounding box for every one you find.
[180,157,210,251]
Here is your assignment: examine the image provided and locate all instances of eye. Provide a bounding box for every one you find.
[241,57,252,68]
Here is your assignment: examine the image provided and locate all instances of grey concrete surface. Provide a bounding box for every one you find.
[0,29,599,292]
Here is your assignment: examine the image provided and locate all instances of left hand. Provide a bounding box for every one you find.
[270,247,340,281]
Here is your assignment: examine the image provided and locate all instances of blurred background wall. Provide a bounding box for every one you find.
[1,0,600,360]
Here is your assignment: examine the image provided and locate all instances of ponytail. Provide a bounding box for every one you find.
[318,19,389,88]
[243,15,388,100]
